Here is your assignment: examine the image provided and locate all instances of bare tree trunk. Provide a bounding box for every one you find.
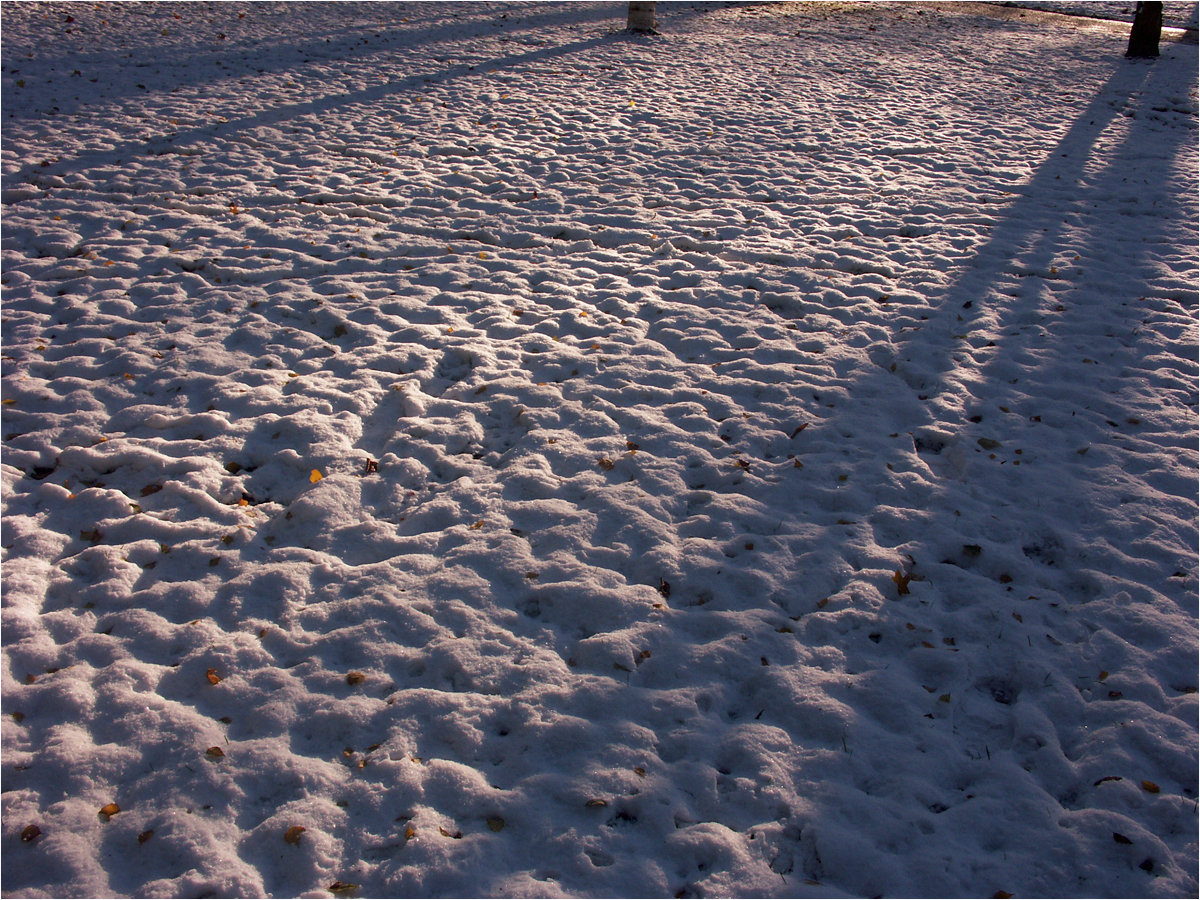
[1126,1,1163,58]
[627,2,658,33]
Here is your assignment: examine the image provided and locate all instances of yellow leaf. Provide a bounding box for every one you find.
[404,824,417,840]
[1142,780,1161,793]
[310,469,323,483]
[99,802,121,818]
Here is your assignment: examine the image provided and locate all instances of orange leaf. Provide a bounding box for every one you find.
[1142,780,1161,794]
[284,825,306,845]
[310,469,323,483]
[100,803,121,818]
[892,570,911,595]
[206,668,221,685]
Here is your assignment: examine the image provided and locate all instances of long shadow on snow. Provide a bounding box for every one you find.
[4,1,719,189]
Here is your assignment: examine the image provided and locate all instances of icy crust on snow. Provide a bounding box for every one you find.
[2,2,1197,898]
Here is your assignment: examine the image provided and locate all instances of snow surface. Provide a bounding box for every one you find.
[2,2,1197,897]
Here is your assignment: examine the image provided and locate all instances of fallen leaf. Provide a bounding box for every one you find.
[206,746,225,758]
[585,799,608,808]
[21,824,41,842]
[1113,832,1134,844]
[100,803,121,818]
[977,438,1001,450]
[657,579,670,598]
[404,824,417,840]
[597,458,614,471]
[634,767,646,778]
[439,827,462,839]
[892,570,911,595]
[138,830,154,844]
[1094,775,1122,786]
[993,893,1014,899]
[283,825,306,845]
[206,668,221,685]
[486,817,505,832]
[1141,780,1161,794]
[346,671,365,685]
[310,469,323,483]
[790,423,809,438]
[328,882,360,893]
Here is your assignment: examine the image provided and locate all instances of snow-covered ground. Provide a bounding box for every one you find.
[2,2,1197,897]
[1006,1,1198,30]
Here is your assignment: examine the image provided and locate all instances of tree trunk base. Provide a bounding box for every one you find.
[1126,1,1163,58]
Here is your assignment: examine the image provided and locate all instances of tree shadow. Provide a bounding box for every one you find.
[5,2,720,188]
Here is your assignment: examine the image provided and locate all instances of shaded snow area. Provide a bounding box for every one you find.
[1002,1,1198,30]
[2,2,1197,897]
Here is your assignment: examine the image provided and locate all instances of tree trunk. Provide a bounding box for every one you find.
[627,2,658,33]
[1126,1,1163,58]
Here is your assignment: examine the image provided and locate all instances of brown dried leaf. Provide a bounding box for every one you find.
[346,671,365,686]
[138,829,154,844]
[1141,780,1161,794]
[21,824,41,842]
[100,803,121,818]
[283,825,306,845]
[328,882,360,894]
[206,746,225,758]
[892,570,911,596]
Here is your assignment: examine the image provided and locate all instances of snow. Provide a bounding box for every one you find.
[1,2,1196,897]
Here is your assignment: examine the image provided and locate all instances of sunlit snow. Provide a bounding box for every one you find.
[2,2,1197,897]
